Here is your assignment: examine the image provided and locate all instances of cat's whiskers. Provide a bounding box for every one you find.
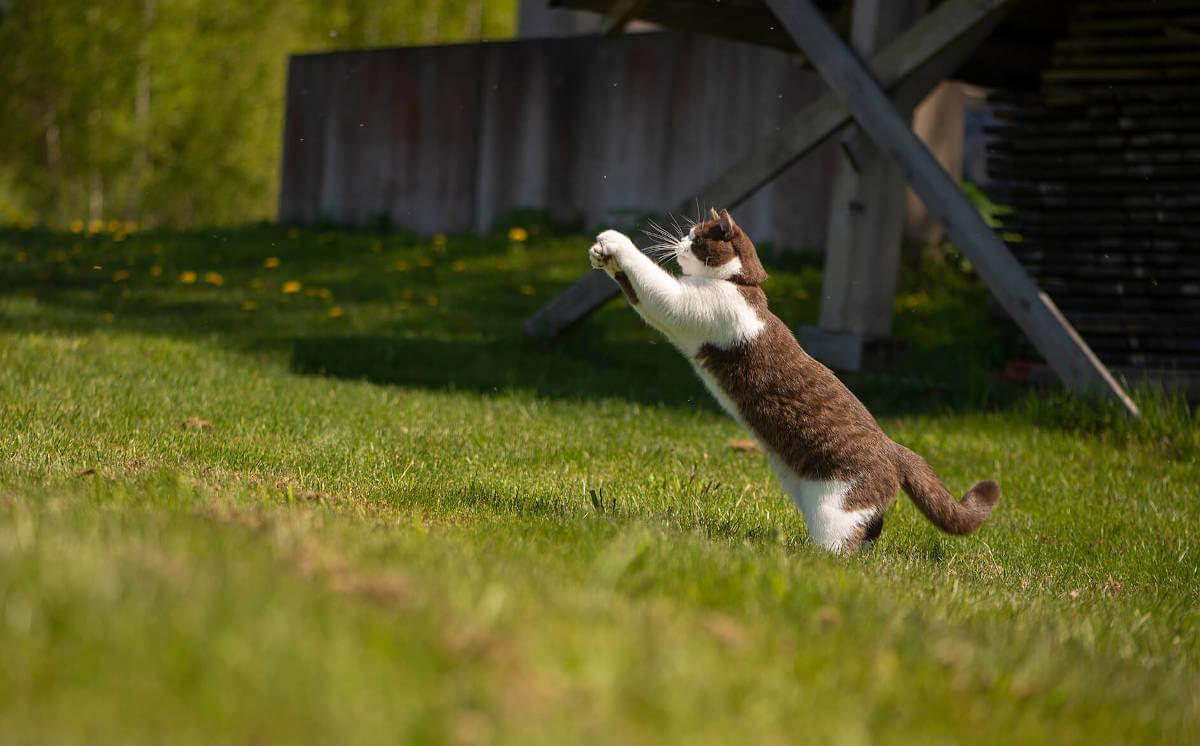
[642,219,680,246]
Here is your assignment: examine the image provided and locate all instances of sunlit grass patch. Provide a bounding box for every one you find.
[0,223,1196,744]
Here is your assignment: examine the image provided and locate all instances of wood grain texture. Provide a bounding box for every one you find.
[765,0,1138,414]
[527,0,1017,339]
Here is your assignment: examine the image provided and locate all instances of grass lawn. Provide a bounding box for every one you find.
[1,221,1197,744]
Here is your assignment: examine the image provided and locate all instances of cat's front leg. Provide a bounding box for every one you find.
[590,230,649,309]
[589,229,682,316]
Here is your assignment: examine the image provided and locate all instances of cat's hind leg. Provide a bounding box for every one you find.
[838,476,899,553]
[774,463,892,554]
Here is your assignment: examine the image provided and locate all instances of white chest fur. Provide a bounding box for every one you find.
[658,276,765,357]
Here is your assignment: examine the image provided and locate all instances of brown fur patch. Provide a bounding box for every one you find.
[690,211,769,285]
[613,271,639,304]
[694,278,998,547]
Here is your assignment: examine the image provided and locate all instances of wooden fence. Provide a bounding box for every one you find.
[279,32,841,249]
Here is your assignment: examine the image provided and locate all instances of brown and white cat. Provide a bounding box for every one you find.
[589,208,1000,553]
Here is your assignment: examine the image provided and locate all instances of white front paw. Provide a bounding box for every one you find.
[589,229,634,271]
[589,241,615,270]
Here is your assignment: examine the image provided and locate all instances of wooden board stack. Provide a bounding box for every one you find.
[987,0,1200,385]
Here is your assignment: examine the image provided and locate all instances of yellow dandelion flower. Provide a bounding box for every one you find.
[112,270,130,282]
[417,257,433,268]
[88,219,104,234]
[102,312,114,322]
[15,251,28,263]
[241,300,257,311]
[426,296,439,306]
[150,265,162,278]
[392,260,410,272]
[395,301,410,311]
[106,219,120,233]
[370,239,383,253]
[204,271,224,286]
[318,288,332,300]
[179,271,197,284]
[287,228,300,240]
[432,233,447,249]
[250,278,263,290]
[69,219,84,233]
[264,256,281,269]
[282,280,302,294]
[450,260,467,273]
[113,232,126,242]
[328,306,344,318]
[519,284,536,296]
[508,227,528,242]
[123,220,138,234]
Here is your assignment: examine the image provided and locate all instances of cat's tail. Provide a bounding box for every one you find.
[893,445,1000,535]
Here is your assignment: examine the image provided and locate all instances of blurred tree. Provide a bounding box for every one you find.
[0,0,516,228]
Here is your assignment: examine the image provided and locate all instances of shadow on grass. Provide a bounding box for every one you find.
[289,334,716,408]
[288,332,1016,417]
[0,225,1026,418]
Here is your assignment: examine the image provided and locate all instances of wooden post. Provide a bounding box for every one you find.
[525,0,1017,340]
[811,0,925,366]
[763,0,1139,416]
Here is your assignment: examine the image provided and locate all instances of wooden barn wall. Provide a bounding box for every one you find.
[278,32,843,251]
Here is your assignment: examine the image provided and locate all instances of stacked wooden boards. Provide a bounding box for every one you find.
[988,0,1200,379]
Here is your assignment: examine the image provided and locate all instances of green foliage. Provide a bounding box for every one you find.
[0,1,517,229]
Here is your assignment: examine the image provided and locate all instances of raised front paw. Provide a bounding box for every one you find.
[588,229,634,271]
[588,241,615,270]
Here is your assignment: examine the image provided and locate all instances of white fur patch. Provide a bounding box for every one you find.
[766,452,873,553]
[591,229,764,356]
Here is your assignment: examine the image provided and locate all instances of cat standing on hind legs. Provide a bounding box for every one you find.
[588,209,1000,553]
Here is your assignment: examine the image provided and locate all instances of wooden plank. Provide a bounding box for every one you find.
[525,0,1017,339]
[816,0,925,342]
[1017,363,1200,400]
[601,0,653,35]
[556,0,811,52]
[523,269,625,339]
[1073,0,1200,17]
[763,0,1140,415]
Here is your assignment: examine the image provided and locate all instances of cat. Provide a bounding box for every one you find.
[588,208,1000,553]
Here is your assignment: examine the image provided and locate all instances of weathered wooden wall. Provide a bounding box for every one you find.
[279,32,841,250]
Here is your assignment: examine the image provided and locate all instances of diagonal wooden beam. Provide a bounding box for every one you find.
[601,0,653,36]
[524,0,1016,340]
[763,0,1139,416]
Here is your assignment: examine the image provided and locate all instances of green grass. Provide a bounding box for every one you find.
[1,222,1197,745]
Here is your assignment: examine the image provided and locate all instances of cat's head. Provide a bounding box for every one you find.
[676,208,768,285]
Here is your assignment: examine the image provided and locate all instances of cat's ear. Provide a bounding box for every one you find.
[709,207,720,223]
[719,209,737,241]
